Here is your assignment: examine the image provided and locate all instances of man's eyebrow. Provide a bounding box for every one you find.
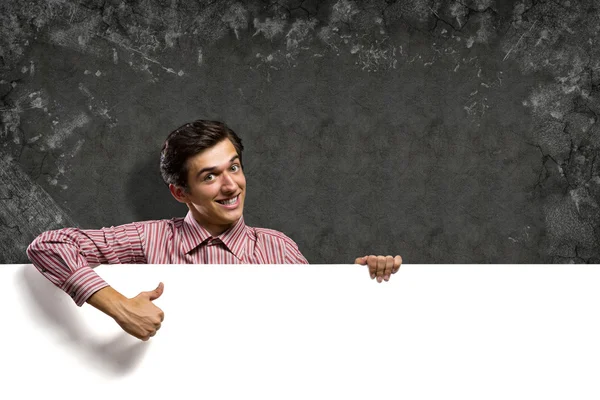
[196,155,240,178]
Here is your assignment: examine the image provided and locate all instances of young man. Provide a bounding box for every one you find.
[27,120,403,341]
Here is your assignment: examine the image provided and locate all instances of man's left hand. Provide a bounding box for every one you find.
[354,255,402,283]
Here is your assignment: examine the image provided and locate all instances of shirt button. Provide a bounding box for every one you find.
[41,267,47,273]
[70,291,76,298]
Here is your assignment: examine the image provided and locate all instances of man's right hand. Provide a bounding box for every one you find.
[113,283,165,341]
[87,283,165,341]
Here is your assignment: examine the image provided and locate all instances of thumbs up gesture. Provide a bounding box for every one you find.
[113,282,165,341]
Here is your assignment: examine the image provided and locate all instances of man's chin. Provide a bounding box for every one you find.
[219,208,243,221]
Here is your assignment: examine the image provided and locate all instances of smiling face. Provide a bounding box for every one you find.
[169,138,246,236]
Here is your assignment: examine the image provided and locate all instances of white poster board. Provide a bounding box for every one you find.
[2,264,600,400]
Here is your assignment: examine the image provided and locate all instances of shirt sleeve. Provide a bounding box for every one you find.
[283,236,309,264]
[26,222,147,306]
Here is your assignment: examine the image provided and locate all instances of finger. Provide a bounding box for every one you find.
[159,310,165,322]
[149,331,157,337]
[130,331,145,340]
[148,282,164,301]
[392,255,403,274]
[384,255,393,281]
[367,255,377,279]
[376,256,386,283]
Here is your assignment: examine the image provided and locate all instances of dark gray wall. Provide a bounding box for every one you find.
[1,0,599,264]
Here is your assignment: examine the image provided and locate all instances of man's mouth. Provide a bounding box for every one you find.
[216,195,240,206]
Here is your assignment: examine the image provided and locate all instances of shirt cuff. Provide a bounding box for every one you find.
[61,266,110,307]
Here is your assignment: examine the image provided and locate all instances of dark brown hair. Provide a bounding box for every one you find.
[160,120,244,192]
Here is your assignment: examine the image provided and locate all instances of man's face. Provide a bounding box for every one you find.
[180,138,246,236]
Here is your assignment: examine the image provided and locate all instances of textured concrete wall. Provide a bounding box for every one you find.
[1,0,599,264]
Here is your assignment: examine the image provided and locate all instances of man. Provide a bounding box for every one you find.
[27,120,403,341]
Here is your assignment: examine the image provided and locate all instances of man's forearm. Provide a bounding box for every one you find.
[87,286,129,321]
[26,229,113,306]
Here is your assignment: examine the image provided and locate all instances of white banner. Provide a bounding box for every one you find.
[2,264,600,400]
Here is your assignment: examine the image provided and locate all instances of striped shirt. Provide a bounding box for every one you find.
[26,212,308,306]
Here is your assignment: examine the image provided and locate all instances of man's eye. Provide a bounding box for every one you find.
[204,174,215,181]
[231,164,240,172]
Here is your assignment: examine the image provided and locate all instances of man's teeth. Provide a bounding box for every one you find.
[218,196,237,205]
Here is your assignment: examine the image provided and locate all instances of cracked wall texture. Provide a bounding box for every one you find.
[1,0,599,264]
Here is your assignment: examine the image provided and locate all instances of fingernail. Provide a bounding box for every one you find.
[385,275,390,281]
[371,274,375,279]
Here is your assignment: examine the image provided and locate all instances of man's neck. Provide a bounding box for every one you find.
[205,224,231,237]
[190,211,240,237]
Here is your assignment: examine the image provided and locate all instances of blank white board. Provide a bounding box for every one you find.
[2,264,600,400]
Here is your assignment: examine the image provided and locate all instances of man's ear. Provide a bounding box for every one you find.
[169,184,189,204]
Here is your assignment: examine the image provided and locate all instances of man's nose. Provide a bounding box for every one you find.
[221,172,237,190]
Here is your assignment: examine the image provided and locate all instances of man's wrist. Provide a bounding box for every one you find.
[86,286,129,321]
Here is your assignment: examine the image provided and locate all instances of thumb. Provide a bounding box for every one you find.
[354,256,368,265]
[145,282,164,301]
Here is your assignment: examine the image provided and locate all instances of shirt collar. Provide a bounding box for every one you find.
[182,211,247,261]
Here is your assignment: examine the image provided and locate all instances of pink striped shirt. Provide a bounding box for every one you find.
[26,212,308,306]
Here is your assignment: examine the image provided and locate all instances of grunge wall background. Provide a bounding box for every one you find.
[2,0,599,264]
